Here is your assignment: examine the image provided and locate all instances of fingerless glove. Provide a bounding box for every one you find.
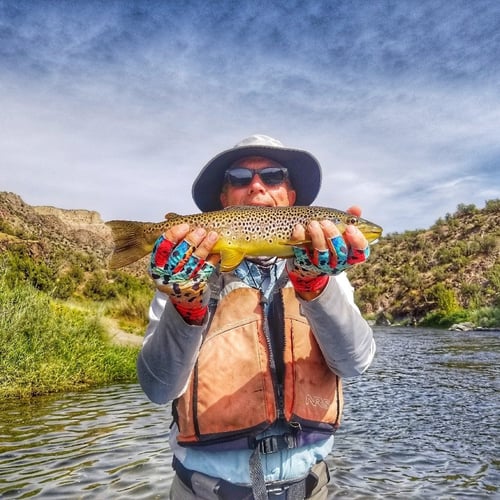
[150,236,215,323]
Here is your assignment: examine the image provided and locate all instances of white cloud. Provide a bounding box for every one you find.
[1,0,499,233]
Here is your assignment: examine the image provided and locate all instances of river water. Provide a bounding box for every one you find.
[0,328,498,499]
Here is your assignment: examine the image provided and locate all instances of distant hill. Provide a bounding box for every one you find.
[1,191,499,326]
[349,200,499,324]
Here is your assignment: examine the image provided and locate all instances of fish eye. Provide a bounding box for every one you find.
[347,216,358,225]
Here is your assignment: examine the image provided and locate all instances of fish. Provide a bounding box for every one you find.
[106,205,383,272]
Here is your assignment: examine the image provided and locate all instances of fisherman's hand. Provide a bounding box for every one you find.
[149,224,220,324]
[287,206,370,298]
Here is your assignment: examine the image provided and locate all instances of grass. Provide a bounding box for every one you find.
[0,273,139,399]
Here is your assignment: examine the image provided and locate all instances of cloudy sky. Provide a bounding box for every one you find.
[1,0,499,234]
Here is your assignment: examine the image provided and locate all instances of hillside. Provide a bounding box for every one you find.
[1,192,499,327]
[349,200,500,325]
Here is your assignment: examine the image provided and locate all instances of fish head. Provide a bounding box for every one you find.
[338,213,383,244]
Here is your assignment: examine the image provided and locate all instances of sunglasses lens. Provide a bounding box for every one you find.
[226,168,254,186]
[225,167,288,187]
[259,167,288,185]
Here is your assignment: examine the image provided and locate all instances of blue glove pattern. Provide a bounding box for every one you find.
[149,235,215,322]
[287,234,370,293]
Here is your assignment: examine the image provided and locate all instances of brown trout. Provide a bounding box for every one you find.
[106,205,383,272]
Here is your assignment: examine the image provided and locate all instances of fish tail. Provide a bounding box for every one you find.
[106,220,155,269]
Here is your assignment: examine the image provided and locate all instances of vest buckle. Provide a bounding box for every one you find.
[253,433,298,454]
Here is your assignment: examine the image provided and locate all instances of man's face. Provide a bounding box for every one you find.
[220,156,296,208]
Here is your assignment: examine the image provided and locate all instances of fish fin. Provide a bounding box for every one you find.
[106,220,154,269]
[219,248,246,272]
[283,239,310,246]
[164,212,180,220]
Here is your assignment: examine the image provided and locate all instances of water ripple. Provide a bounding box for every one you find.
[0,328,498,498]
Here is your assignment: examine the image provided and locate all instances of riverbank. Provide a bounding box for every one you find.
[368,305,500,330]
[2,268,498,400]
[0,277,139,399]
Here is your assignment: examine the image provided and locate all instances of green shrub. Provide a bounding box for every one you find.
[82,271,117,301]
[455,203,478,216]
[427,283,460,314]
[52,274,78,300]
[109,271,153,297]
[399,265,422,289]
[2,247,55,292]
[469,307,500,328]
[420,309,469,328]
[484,199,500,213]
[461,282,485,309]
[486,264,500,290]
[477,235,498,254]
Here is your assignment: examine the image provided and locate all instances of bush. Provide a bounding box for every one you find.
[83,272,117,301]
[461,282,485,309]
[479,235,499,254]
[52,274,78,300]
[455,203,478,216]
[428,283,460,314]
[2,247,55,292]
[469,307,500,328]
[109,271,153,297]
[486,264,500,292]
[484,199,500,213]
[420,309,469,328]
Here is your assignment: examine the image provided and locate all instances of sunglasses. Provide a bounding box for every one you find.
[224,166,289,187]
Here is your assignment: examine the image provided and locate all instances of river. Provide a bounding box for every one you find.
[0,327,498,499]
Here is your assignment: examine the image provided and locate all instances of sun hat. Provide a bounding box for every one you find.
[192,134,322,212]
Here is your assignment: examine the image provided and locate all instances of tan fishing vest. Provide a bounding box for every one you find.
[174,285,343,446]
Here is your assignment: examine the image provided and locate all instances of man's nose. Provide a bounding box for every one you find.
[248,173,266,189]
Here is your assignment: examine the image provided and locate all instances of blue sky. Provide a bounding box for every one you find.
[1,0,499,234]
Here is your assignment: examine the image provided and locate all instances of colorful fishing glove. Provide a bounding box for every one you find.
[287,233,370,294]
[149,235,216,323]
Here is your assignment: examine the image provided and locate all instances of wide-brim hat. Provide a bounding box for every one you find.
[192,134,322,212]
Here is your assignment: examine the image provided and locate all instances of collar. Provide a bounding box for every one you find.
[234,258,287,302]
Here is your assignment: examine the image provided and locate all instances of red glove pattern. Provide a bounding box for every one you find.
[150,235,215,322]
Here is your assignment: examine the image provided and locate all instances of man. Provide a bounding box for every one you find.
[137,135,376,499]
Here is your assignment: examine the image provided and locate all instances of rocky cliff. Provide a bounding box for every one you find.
[0,192,113,263]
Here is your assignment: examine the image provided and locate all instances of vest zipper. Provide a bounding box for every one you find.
[260,290,286,421]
